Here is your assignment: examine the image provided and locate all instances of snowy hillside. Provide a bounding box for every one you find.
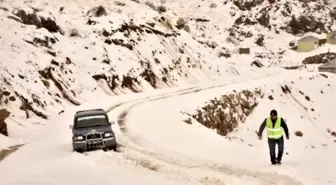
[0,71,335,185]
[122,72,335,185]
[0,0,335,184]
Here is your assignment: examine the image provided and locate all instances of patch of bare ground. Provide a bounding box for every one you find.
[183,88,263,136]
[0,144,24,162]
[0,108,10,136]
[327,129,336,137]
[1,81,48,120]
[39,58,81,106]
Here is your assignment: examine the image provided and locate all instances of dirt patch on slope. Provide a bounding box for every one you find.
[183,88,263,136]
[0,144,24,162]
[0,109,10,136]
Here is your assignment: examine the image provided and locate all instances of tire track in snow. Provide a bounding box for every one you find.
[101,74,302,185]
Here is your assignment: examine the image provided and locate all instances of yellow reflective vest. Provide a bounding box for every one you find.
[266,116,283,139]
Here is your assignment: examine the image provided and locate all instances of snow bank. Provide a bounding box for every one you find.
[125,72,336,185]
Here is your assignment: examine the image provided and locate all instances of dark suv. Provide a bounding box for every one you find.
[70,108,117,152]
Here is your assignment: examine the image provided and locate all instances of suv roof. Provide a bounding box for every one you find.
[74,108,106,119]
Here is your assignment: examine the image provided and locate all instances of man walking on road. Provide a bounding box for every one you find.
[257,109,289,165]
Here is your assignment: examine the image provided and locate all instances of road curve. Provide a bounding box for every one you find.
[104,74,302,185]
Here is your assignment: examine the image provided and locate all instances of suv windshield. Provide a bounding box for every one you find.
[75,114,108,128]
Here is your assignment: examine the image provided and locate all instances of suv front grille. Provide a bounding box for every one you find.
[86,133,102,140]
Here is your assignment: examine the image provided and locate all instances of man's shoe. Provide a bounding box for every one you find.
[276,161,281,165]
[271,161,277,165]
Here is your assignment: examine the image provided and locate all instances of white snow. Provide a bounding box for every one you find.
[123,72,336,185]
[0,0,335,184]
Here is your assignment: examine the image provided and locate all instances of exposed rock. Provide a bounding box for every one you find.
[251,60,263,67]
[184,88,263,136]
[193,18,210,22]
[285,15,325,35]
[121,75,140,92]
[176,18,187,29]
[0,109,10,136]
[233,0,264,11]
[305,95,310,101]
[256,6,270,27]
[87,5,107,17]
[302,52,336,64]
[17,93,48,119]
[38,65,80,106]
[13,9,61,33]
[327,128,336,137]
[295,131,303,137]
[140,63,157,88]
[218,49,231,58]
[255,34,264,46]
[156,5,167,13]
[234,15,258,26]
[92,73,120,91]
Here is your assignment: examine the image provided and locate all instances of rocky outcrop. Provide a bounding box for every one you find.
[233,0,264,11]
[0,109,10,136]
[285,15,325,35]
[87,5,107,17]
[38,60,81,106]
[228,0,334,41]
[302,52,336,64]
[183,88,263,136]
[12,8,62,33]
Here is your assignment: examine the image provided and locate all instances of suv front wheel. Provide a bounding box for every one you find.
[108,145,117,152]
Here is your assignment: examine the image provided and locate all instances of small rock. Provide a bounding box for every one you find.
[294,131,303,137]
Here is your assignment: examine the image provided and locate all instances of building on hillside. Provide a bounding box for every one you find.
[297,35,319,52]
[239,47,250,54]
[326,31,336,44]
[318,58,336,73]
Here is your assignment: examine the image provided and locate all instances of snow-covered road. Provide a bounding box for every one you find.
[0,71,335,185]
[106,71,335,185]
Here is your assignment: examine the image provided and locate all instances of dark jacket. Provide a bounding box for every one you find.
[258,117,289,138]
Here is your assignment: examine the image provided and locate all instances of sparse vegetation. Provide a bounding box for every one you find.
[88,5,107,17]
[145,1,156,10]
[114,1,126,6]
[69,28,80,37]
[0,109,10,136]
[156,5,167,13]
[210,3,217,8]
[327,129,336,137]
[183,88,263,136]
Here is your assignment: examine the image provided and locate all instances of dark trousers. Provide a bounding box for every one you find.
[268,137,284,164]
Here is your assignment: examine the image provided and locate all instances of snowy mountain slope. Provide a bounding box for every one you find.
[117,72,335,185]
[152,0,335,49]
[0,0,335,184]
[0,0,274,139]
[148,0,336,69]
[0,0,335,141]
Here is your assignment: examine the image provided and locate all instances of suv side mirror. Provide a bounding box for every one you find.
[109,121,115,125]
[69,125,73,129]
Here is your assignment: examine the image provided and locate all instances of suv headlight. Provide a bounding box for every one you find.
[74,136,84,140]
[104,133,113,137]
